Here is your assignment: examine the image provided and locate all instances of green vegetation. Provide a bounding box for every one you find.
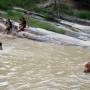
[59,4,90,20]
[0,0,12,10]
[59,4,74,15]
[74,10,90,20]
[60,5,90,20]
[47,3,90,20]
[1,0,90,35]
[0,0,41,10]
[0,0,90,20]
[5,10,22,20]
[29,18,65,34]
[0,10,64,34]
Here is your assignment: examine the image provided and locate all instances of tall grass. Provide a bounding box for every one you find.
[28,18,65,34]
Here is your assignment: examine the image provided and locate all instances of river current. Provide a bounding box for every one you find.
[0,36,90,90]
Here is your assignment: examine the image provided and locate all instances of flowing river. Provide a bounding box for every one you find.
[0,36,90,90]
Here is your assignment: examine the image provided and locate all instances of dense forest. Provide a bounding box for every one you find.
[73,0,90,10]
[0,0,90,10]
[0,0,41,10]
[0,0,90,20]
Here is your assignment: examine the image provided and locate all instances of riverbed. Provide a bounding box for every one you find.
[0,36,90,90]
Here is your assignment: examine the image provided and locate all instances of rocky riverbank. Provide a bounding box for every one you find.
[0,18,90,48]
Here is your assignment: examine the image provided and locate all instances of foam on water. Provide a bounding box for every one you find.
[1,21,90,48]
[0,46,14,54]
[61,20,90,32]
[16,29,90,48]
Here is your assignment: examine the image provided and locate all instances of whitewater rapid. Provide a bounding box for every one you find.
[0,20,90,48]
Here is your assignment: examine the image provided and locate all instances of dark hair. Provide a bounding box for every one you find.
[0,42,2,50]
[0,42,2,46]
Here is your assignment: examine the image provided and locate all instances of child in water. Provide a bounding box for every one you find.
[4,19,12,34]
[84,61,90,73]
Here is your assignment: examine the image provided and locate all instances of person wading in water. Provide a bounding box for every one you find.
[4,19,12,34]
[17,17,26,32]
[84,61,90,73]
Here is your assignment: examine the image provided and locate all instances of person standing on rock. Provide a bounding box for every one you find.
[4,19,12,34]
[17,17,26,32]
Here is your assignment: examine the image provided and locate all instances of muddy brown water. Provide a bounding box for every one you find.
[0,35,90,90]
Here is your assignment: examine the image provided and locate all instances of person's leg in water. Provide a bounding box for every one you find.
[3,27,9,34]
[3,25,12,34]
[0,42,3,50]
[6,27,12,34]
[17,25,25,32]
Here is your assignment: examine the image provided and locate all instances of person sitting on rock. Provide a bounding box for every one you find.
[17,17,26,32]
[4,19,12,34]
[84,61,90,73]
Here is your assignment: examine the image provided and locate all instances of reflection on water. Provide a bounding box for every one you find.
[0,37,90,90]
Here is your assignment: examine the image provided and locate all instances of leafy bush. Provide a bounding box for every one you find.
[0,0,12,10]
[74,10,90,20]
[60,4,74,15]
[0,0,42,11]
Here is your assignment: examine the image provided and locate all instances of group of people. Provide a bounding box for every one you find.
[4,17,26,34]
